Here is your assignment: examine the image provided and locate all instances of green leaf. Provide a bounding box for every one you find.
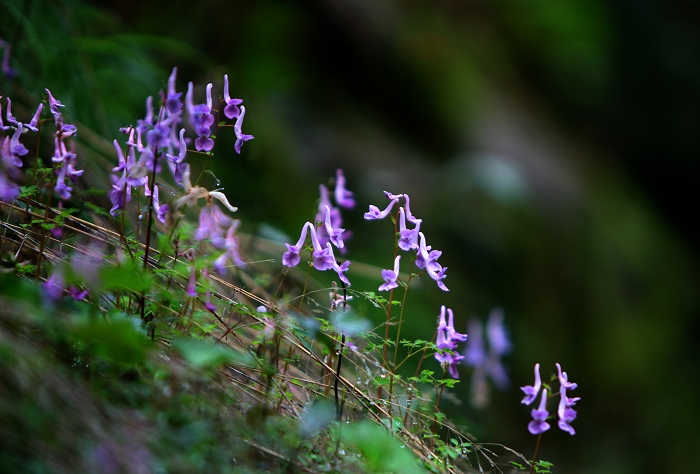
[172,338,253,371]
[342,421,422,473]
[99,261,153,292]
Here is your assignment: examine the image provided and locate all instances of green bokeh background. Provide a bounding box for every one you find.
[2,0,699,472]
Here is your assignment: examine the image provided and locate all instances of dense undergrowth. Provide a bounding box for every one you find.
[0,53,572,472]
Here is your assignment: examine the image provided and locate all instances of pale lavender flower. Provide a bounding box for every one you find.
[487,307,512,356]
[521,363,542,405]
[42,271,65,302]
[234,105,254,154]
[195,203,234,248]
[334,169,355,209]
[364,197,399,220]
[9,122,28,161]
[0,172,19,202]
[464,319,486,367]
[528,389,551,435]
[378,255,401,292]
[223,74,243,119]
[212,221,247,273]
[556,362,578,390]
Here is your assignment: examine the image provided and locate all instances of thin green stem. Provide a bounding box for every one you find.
[529,432,544,474]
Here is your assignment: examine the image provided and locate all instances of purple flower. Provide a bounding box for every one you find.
[486,307,511,356]
[186,265,197,297]
[435,306,467,379]
[557,385,579,435]
[528,389,551,435]
[282,222,310,267]
[234,106,254,154]
[556,362,578,390]
[397,207,421,251]
[213,221,247,274]
[0,39,16,79]
[166,128,188,185]
[145,183,169,225]
[364,197,399,220]
[186,82,216,151]
[521,363,542,405]
[223,74,243,120]
[25,103,44,132]
[166,67,183,115]
[0,171,20,202]
[463,319,486,367]
[42,271,65,302]
[9,123,28,161]
[4,97,20,127]
[378,255,401,292]
[417,232,449,291]
[195,203,234,247]
[334,169,355,209]
[322,205,345,249]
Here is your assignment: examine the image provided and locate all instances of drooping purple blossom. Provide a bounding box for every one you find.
[487,307,512,357]
[234,105,254,154]
[195,202,234,248]
[322,205,345,249]
[378,255,401,292]
[528,389,551,435]
[25,103,44,132]
[282,222,310,268]
[282,220,351,285]
[556,362,578,390]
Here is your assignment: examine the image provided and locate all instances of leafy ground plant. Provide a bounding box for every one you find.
[0,51,571,472]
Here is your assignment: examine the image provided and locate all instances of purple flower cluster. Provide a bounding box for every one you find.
[364,192,448,292]
[282,170,354,285]
[521,363,580,435]
[463,307,512,407]
[434,306,468,378]
[1,90,83,202]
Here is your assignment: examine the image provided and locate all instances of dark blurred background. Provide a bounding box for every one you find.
[2,0,699,472]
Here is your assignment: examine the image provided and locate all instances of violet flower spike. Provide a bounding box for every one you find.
[364,198,399,220]
[528,389,551,435]
[521,363,542,405]
[166,128,188,185]
[234,105,254,154]
[446,307,467,343]
[9,123,28,159]
[463,319,486,367]
[223,74,243,120]
[334,169,355,209]
[378,255,401,292]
